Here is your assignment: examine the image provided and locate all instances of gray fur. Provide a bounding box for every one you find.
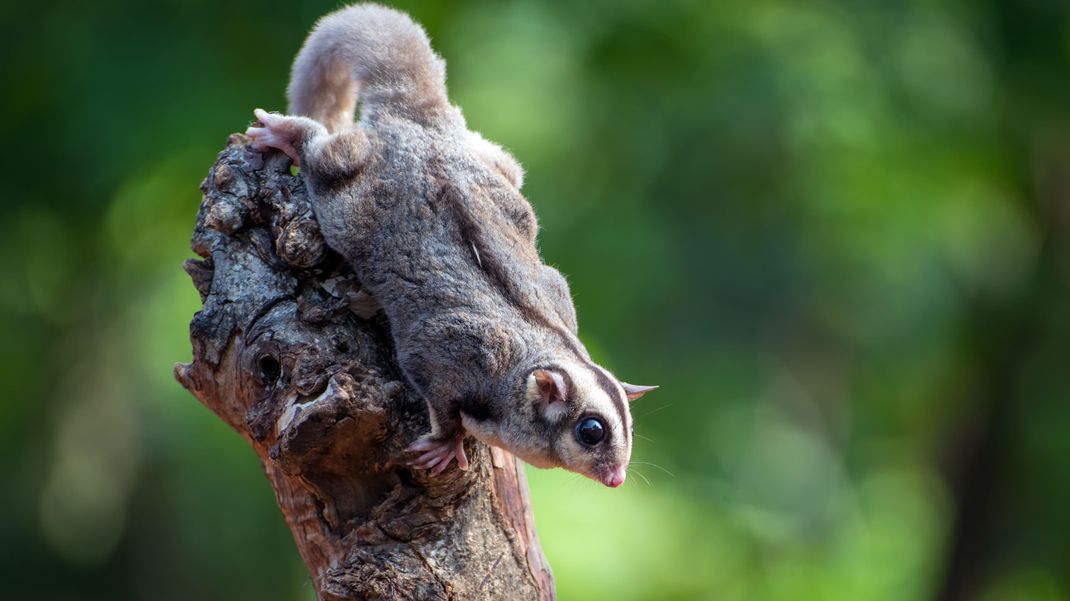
[246,3,649,486]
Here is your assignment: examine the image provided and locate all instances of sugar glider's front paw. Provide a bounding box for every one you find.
[245,108,320,166]
[406,432,470,476]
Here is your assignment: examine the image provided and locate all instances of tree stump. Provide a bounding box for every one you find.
[174,134,554,600]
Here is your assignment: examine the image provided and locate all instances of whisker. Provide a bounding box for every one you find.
[563,472,583,491]
[630,467,652,487]
[634,432,655,443]
[630,461,676,478]
[639,403,674,418]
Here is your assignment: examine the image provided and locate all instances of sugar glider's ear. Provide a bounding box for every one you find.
[528,369,568,421]
[621,382,658,402]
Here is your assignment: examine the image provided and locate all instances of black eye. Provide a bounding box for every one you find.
[575,417,606,446]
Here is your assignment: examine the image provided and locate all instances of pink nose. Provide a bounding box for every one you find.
[603,467,627,488]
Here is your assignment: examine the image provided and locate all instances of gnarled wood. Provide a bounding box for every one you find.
[175,134,554,600]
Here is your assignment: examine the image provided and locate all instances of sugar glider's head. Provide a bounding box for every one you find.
[524,362,656,488]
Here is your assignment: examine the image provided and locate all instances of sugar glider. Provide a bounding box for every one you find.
[246,3,655,487]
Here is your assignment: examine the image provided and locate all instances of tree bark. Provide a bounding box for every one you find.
[174,134,554,600]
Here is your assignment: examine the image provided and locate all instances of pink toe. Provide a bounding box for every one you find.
[455,445,469,470]
[416,455,443,470]
[254,108,274,124]
[416,449,443,464]
[430,458,452,476]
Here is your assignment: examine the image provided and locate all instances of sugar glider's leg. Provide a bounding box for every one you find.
[406,402,469,475]
[246,109,368,179]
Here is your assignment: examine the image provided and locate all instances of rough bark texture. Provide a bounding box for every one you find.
[174,134,554,601]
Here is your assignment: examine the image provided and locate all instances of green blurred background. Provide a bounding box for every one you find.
[3,0,1069,599]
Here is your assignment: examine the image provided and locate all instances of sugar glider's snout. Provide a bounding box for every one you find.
[600,465,628,488]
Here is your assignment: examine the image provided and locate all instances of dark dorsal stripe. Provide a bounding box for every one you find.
[585,362,629,447]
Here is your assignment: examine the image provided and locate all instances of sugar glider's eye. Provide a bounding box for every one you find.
[575,417,606,446]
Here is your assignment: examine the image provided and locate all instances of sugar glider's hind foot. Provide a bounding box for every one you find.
[245,108,325,166]
[406,433,469,475]
[246,125,300,164]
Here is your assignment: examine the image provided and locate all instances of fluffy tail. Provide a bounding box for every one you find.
[286,3,449,132]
